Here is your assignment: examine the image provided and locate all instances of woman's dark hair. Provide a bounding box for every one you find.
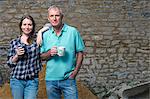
[19,15,36,44]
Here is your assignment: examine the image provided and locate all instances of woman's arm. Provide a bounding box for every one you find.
[36,23,51,46]
[7,41,25,67]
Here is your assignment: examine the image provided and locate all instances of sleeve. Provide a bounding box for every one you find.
[7,41,17,67]
[74,29,85,52]
[40,44,45,53]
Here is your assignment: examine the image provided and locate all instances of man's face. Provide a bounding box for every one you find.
[48,8,63,28]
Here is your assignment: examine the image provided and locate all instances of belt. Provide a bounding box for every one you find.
[14,74,38,80]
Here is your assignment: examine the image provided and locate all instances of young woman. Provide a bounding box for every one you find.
[7,15,42,99]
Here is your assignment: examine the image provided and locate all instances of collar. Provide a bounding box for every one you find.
[51,23,67,34]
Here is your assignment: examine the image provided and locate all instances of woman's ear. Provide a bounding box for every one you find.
[61,14,64,20]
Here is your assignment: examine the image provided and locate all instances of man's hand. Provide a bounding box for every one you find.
[69,70,78,79]
[50,46,58,56]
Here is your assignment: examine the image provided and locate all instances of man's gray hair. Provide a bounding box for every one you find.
[48,5,63,15]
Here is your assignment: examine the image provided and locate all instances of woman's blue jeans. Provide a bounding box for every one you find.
[46,79,78,99]
[10,78,39,99]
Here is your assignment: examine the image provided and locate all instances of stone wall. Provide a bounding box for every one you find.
[0,0,150,98]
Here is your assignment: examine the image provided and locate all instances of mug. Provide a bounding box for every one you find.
[57,46,65,56]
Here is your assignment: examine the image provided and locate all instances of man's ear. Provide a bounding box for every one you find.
[48,17,50,21]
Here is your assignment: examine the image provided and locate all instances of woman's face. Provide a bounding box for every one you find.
[21,18,33,35]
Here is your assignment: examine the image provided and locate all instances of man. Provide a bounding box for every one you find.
[40,5,85,99]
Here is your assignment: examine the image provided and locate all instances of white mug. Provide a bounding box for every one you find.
[57,46,65,56]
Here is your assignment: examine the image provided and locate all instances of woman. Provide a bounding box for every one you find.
[7,15,42,99]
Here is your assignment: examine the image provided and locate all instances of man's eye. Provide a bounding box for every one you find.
[56,15,60,17]
[50,15,60,17]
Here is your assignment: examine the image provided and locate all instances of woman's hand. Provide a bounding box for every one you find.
[15,47,25,56]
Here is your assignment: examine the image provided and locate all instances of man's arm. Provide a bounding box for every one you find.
[40,50,51,60]
[70,51,84,78]
[40,46,58,60]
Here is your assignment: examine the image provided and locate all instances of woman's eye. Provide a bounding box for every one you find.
[28,24,32,26]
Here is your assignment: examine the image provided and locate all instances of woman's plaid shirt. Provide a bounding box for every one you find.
[7,37,42,80]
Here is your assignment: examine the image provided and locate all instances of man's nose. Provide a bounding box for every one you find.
[53,16,56,20]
